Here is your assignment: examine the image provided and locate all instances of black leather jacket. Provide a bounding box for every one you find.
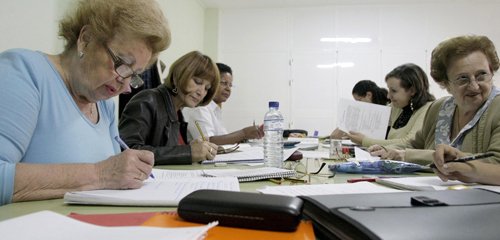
[119,84,192,165]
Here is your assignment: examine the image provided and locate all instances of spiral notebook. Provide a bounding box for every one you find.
[202,167,297,182]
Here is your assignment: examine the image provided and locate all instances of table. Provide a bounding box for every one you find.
[0,155,434,222]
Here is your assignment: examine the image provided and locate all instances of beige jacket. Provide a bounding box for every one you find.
[362,102,432,147]
[383,96,500,165]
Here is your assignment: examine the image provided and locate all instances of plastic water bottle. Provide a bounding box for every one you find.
[263,101,284,168]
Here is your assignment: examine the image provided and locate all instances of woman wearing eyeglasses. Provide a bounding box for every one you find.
[0,0,170,206]
[119,51,220,165]
[370,35,500,166]
[183,63,264,145]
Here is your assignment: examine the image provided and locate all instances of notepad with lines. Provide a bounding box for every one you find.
[203,167,297,182]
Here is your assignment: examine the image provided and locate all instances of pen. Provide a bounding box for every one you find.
[114,136,155,179]
[195,121,206,141]
[269,179,282,184]
[429,152,495,168]
[253,119,255,127]
[347,177,399,183]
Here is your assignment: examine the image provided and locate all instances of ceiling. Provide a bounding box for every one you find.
[196,0,499,9]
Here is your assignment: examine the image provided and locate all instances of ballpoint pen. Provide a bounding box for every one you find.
[195,121,206,141]
[114,136,155,179]
[429,152,495,168]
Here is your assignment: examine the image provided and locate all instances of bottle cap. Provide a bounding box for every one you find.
[269,101,279,108]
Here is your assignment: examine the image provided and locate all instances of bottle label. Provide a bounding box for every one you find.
[264,119,284,131]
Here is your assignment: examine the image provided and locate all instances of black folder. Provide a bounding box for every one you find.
[299,189,500,240]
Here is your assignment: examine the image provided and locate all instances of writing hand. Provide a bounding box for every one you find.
[95,149,154,189]
[190,138,218,162]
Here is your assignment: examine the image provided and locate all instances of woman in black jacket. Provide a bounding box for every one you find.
[119,51,220,165]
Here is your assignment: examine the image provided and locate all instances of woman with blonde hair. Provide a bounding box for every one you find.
[0,0,170,205]
[119,51,220,165]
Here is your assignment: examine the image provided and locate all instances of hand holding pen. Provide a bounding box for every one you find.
[192,121,218,162]
[430,152,494,168]
[115,136,155,179]
[432,144,495,184]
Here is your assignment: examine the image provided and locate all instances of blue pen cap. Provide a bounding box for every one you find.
[269,101,279,108]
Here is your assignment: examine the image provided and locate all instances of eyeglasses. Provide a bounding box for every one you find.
[105,45,144,89]
[284,159,335,183]
[217,143,240,154]
[450,73,493,87]
[220,81,234,88]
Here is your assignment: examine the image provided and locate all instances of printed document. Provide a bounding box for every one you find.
[337,98,391,140]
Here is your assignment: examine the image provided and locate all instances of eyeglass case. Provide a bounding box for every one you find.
[177,189,303,232]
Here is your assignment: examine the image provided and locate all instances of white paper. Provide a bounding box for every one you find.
[0,211,217,240]
[257,182,402,196]
[287,137,319,144]
[204,167,293,178]
[374,176,500,191]
[300,151,330,159]
[64,177,240,206]
[353,147,380,161]
[337,98,391,140]
[202,147,298,164]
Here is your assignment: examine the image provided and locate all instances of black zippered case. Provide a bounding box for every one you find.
[178,189,303,232]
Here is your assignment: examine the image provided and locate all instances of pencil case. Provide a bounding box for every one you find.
[178,189,303,232]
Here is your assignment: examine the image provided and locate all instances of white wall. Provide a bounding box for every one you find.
[218,2,500,136]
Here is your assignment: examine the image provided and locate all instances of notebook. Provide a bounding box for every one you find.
[64,177,239,206]
[202,167,297,182]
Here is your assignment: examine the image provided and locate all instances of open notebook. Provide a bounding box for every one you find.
[64,172,240,206]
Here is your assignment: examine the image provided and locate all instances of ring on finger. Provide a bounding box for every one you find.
[139,172,144,180]
[209,148,213,154]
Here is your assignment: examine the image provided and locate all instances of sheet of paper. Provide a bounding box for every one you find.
[337,98,391,140]
[375,176,500,191]
[353,147,380,161]
[300,151,330,159]
[257,182,401,196]
[0,211,216,240]
[287,137,319,144]
[64,177,240,206]
[202,147,298,164]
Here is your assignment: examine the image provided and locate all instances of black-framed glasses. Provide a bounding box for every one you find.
[450,73,493,87]
[284,159,335,182]
[105,45,144,89]
[220,80,234,88]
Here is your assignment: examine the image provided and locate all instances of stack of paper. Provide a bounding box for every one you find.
[374,176,500,191]
[0,211,217,240]
[202,147,298,164]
